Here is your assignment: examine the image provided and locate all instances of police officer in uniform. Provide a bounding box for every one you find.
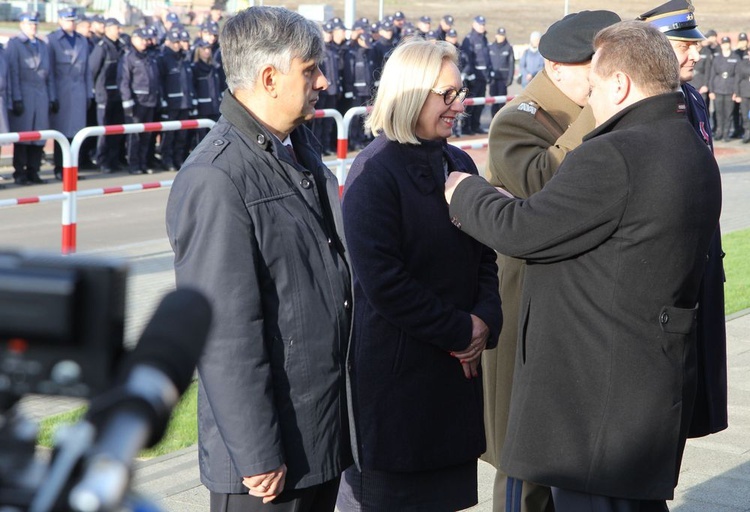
[158,29,195,172]
[7,12,52,185]
[461,15,492,134]
[372,20,394,82]
[191,40,222,147]
[735,41,750,142]
[118,28,160,175]
[691,28,718,128]
[48,7,94,180]
[708,36,739,141]
[489,27,514,116]
[90,18,125,173]
[639,0,729,450]
[482,11,620,512]
[435,14,453,41]
[349,32,374,150]
[331,20,355,127]
[312,21,339,156]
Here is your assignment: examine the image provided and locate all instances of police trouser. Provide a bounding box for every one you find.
[713,93,734,139]
[489,80,508,117]
[160,107,190,168]
[740,98,750,141]
[97,100,125,169]
[126,104,155,171]
[312,93,337,153]
[12,143,44,179]
[465,76,487,132]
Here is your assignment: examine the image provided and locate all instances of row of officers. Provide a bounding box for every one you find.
[691,30,750,142]
[313,13,515,152]
[0,9,225,186]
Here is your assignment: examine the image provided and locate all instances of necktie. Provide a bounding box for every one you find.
[285,144,298,165]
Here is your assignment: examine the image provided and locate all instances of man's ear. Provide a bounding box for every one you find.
[611,71,631,105]
[260,64,278,97]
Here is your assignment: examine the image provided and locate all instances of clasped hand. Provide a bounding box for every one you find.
[451,314,489,379]
[243,463,287,503]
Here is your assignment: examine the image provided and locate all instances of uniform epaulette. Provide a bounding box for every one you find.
[517,101,538,115]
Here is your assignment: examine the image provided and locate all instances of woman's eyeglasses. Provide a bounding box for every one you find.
[429,87,469,105]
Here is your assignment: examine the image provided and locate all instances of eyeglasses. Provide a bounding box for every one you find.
[430,87,469,105]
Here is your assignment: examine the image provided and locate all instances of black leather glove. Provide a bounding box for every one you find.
[12,100,24,116]
[50,100,60,114]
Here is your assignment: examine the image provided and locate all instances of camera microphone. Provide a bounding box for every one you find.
[65,288,212,512]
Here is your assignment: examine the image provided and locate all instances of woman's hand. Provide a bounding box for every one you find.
[451,314,490,378]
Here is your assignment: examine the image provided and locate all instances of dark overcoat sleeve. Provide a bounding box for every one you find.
[450,140,628,262]
[166,158,284,478]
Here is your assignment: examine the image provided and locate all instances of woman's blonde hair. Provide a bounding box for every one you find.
[366,39,458,145]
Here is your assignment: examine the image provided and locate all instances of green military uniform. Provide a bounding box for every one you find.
[482,68,595,512]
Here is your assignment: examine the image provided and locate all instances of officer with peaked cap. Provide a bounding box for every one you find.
[461,15,492,134]
[89,17,126,173]
[482,9,620,512]
[6,12,52,185]
[489,27,514,115]
[639,0,729,442]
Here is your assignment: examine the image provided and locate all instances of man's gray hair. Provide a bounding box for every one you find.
[221,6,324,93]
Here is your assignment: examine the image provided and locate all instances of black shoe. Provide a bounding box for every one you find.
[129,169,144,175]
[14,175,30,186]
[54,169,63,180]
[29,173,46,184]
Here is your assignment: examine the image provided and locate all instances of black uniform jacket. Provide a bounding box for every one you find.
[449,92,722,500]
[166,92,352,493]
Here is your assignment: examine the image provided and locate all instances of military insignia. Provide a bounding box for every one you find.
[517,102,538,115]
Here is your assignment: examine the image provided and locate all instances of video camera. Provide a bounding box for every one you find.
[0,250,212,512]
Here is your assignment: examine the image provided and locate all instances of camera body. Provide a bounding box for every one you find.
[0,251,128,403]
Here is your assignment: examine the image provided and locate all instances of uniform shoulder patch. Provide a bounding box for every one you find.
[517,101,538,115]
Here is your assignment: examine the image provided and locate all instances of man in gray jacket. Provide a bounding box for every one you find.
[166,7,352,512]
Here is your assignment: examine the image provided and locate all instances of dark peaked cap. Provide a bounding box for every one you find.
[638,0,705,41]
[538,10,621,63]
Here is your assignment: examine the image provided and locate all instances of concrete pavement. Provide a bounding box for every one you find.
[10,138,750,511]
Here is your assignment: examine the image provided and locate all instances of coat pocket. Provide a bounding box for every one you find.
[658,305,698,406]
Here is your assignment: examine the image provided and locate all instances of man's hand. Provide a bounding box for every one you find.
[243,463,287,504]
[444,171,473,204]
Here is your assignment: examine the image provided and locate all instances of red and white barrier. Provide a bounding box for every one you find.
[0,129,72,247]
[2,96,515,253]
[59,119,215,254]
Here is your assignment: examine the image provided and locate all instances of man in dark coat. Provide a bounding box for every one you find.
[7,12,52,185]
[482,10,620,512]
[445,21,722,511]
[639,0,728,439]
[48,7,94,180]
[166,7,352,512]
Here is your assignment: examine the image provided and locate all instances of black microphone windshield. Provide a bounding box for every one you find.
[123,288,212,394]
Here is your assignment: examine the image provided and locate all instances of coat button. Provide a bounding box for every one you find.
[344,300,351,311]
[660,311,669,324]
[213,139,224,146]
[300,178,312,189]
[256,134,265,144]
[327,237,333,245]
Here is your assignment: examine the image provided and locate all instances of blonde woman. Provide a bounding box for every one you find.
[337,39,502,511]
